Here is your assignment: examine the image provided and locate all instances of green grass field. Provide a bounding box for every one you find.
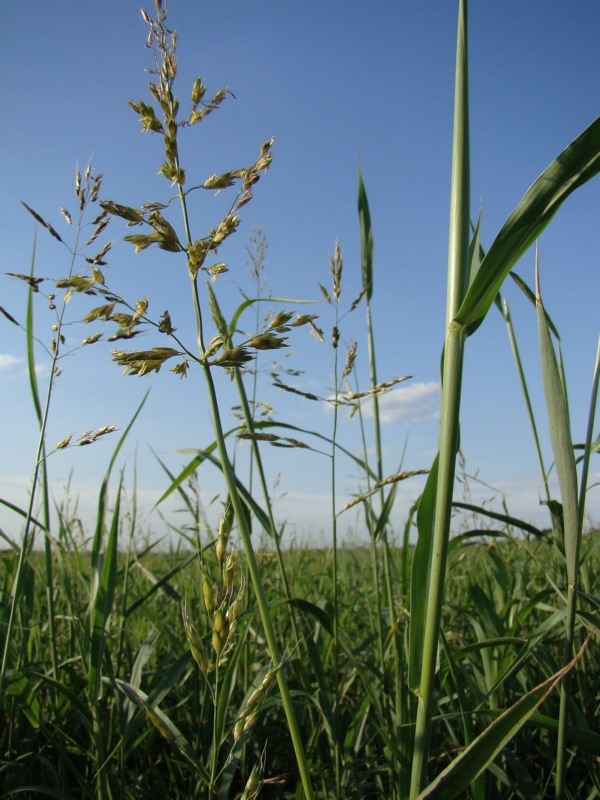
[1,534,598,798]
[2,1,599,797]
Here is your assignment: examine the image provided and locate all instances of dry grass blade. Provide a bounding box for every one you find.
[272,379,321,401]
[342,470,429,512]
[20,201,64,242]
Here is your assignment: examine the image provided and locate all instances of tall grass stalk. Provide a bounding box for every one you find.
[409,0,600,793]
[206,277,302,642]
[103,7,315,797]
[182,121,315,800]
[326,241,344,796]
[409,2,470,793]
[358,170,408,796]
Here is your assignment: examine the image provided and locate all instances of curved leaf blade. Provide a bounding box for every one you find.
[456,115,600,335]
[417,640,587,799]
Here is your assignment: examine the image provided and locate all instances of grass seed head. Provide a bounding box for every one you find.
[82,332,103,346]
[202,571,214,613]
[191,76,206,107]
[342,340,357,378]
[331,241,343,300]
[214,347,253,368]
[211,629,224,655]
[216,534,227,564]
[268,310,293,331]
[247,333,288,351]
[213,608,228,638]
[170,359,189,378]
[241,765,262,800]
[182,604,210,673]
[332,325,339,349]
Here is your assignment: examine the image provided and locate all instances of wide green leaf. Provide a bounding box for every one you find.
[456,115,600,335]
[536,274,579,581]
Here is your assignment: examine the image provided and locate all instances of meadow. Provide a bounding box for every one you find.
[1,1,599,798]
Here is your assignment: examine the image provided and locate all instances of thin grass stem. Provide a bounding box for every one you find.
[176,178,315,800]
[0,210,84,697]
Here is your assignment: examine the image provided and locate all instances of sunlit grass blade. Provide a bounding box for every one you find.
[451,501,547,538]
[227,294,316,336]
[0,499,46,532]
[456,115,600,335]
[410,0,470,793]
[88,490,121,682]
[498,293,552,501]
[509,271,560,338]
[578,336,600,531]
[87,475,121,799]
[90,390,149,562]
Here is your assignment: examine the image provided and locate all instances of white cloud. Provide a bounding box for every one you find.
[0,354,22,371]
[363,381,440,423]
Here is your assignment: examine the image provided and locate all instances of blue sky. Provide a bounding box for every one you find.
[1,1,599,546]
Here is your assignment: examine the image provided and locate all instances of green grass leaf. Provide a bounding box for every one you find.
[88,474,121,703]
[456,115,600,335]
[536,273,579,581]
[417,641,587,799]
[5,670,41,727]
[409,456,438,694]
[115,678,210,783]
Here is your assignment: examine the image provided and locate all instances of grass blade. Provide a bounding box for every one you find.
[456,115,600,335]
[115,678,210,784]
[536,261,582,799]
[417,640,588,799]
[410,1,470,793]
[358,167,374,301]
[409,457,438,693]
[536,266,579,580]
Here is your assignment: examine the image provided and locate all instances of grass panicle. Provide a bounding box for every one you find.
[1,2,599,798]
